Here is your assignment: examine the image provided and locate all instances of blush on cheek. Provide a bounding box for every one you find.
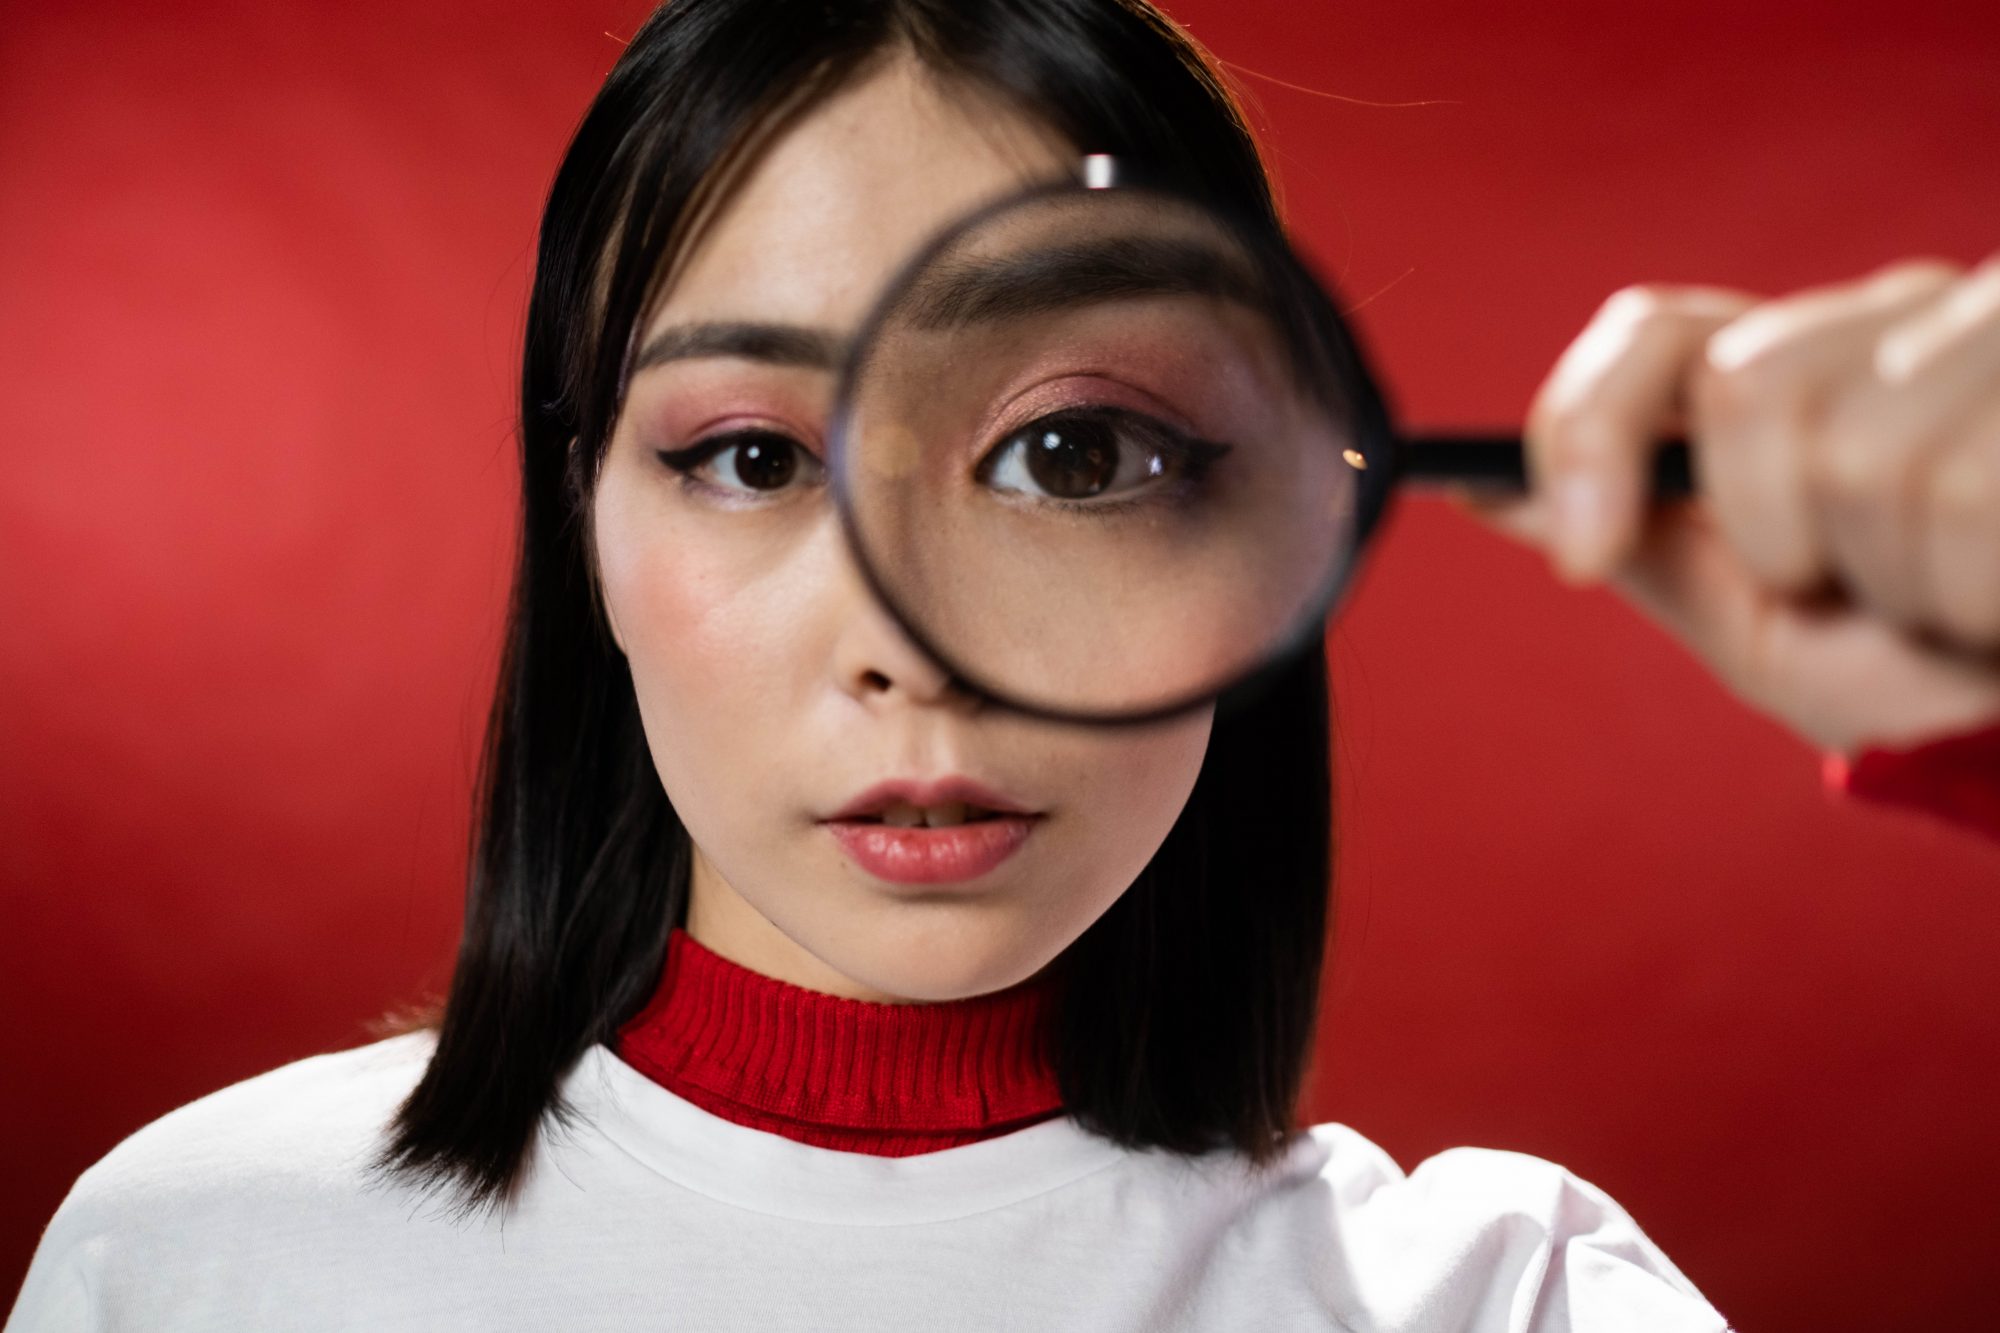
[612,535,743,678]
[604,515,829,755]
[609,547,749,819]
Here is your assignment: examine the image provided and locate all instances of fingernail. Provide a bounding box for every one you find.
[1552,474,1608,581]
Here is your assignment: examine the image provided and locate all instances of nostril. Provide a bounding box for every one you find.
[860,669,892,691]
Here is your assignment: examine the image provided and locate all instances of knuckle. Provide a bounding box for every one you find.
[1599,282,1680,329]
[1957,260,2000,312]
[1875,265,2000,382]
[1702,302,1811,382]
[1601,281,1756,329]
[1968,251,2000,296]
[1691,342,1797,423]
[1869,256,1964,291]
[1809,429,1887,503]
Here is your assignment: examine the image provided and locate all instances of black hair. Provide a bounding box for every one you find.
[373,0,1334,1213]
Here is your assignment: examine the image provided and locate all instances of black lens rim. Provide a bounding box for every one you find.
[826,161,1403,727]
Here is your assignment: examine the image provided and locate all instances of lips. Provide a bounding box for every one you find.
[822,816,1039,885]
[820,775,1042,884]
[825,775,1037,823]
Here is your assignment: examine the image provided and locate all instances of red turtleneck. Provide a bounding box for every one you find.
[613,926,1065,1157]
[1827,717,2000,845]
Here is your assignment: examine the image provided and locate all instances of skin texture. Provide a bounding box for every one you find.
[590,52,1215,1004]
[1460,256,2000,756]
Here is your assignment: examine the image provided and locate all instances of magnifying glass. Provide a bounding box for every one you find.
[827,155,1694,724]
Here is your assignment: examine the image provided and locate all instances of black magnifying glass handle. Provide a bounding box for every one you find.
[1397,433,1696,500]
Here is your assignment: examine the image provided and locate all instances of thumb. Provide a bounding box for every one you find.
[1444,477,1747,653]
[1442,484,1554,554]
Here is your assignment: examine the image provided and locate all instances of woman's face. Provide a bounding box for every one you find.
[592,53,1214,1003]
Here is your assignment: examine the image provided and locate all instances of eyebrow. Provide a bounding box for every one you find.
[625,235,1264,375]
[901,234,1265,330]
[629,321,847,376]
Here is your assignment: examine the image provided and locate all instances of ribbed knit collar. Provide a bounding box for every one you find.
[613,926,1065,1157]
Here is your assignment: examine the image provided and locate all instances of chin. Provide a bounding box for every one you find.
[816,913,1059,1004]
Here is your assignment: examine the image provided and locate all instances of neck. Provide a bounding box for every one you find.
[613,926,1066,1156]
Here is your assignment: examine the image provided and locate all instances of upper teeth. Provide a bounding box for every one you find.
[881,799,976,827]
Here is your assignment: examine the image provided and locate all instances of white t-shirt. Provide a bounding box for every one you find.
[6,1031,1730,1331]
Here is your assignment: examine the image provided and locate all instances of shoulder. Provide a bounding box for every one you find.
[68,1029,436,1213]
[12,1032,437,1317]
[1294,1122,1731,1332]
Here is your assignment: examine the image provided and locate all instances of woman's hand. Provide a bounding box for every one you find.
[1452,256,2000,756]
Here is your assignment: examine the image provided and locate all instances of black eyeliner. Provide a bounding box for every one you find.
[975,404,1234,503]
[652,427,825,502]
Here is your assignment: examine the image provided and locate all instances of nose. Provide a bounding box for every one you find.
[826,534,978,714]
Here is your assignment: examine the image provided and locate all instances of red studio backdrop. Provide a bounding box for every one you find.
[3,1,1997,1327]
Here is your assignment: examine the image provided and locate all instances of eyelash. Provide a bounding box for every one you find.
[654,428,826,504]
[972,404,1231,515]
[650,404,1224,514]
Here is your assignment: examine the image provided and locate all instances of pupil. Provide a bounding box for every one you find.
[1026,421,1117,499]
[737,437,796,489]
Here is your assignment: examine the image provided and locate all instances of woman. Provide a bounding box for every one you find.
[8,0,1995,1329]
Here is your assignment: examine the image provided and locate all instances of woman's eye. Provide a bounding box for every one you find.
[974,408,1230,508]
[656,429,824,497]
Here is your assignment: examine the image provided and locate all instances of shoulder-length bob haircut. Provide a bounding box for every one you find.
[376,0,1335,1213]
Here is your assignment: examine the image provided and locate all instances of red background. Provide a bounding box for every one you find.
[4,1,1998,1327]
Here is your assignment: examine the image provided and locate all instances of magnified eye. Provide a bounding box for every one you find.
[657,428,825,496]
[975,407,1231,508]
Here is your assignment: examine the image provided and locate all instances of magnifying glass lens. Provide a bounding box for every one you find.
[834,184,1369,721]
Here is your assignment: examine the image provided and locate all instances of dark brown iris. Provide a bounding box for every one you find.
[1024,420,1119,498]
[734,436,798,489]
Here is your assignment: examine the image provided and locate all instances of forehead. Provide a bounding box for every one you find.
[644,55,1077,340]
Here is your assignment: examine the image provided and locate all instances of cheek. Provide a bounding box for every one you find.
[597,504,737,700]
[1109,716,1212,823]
[592,472,820,819]
[1046,710,1213,885]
